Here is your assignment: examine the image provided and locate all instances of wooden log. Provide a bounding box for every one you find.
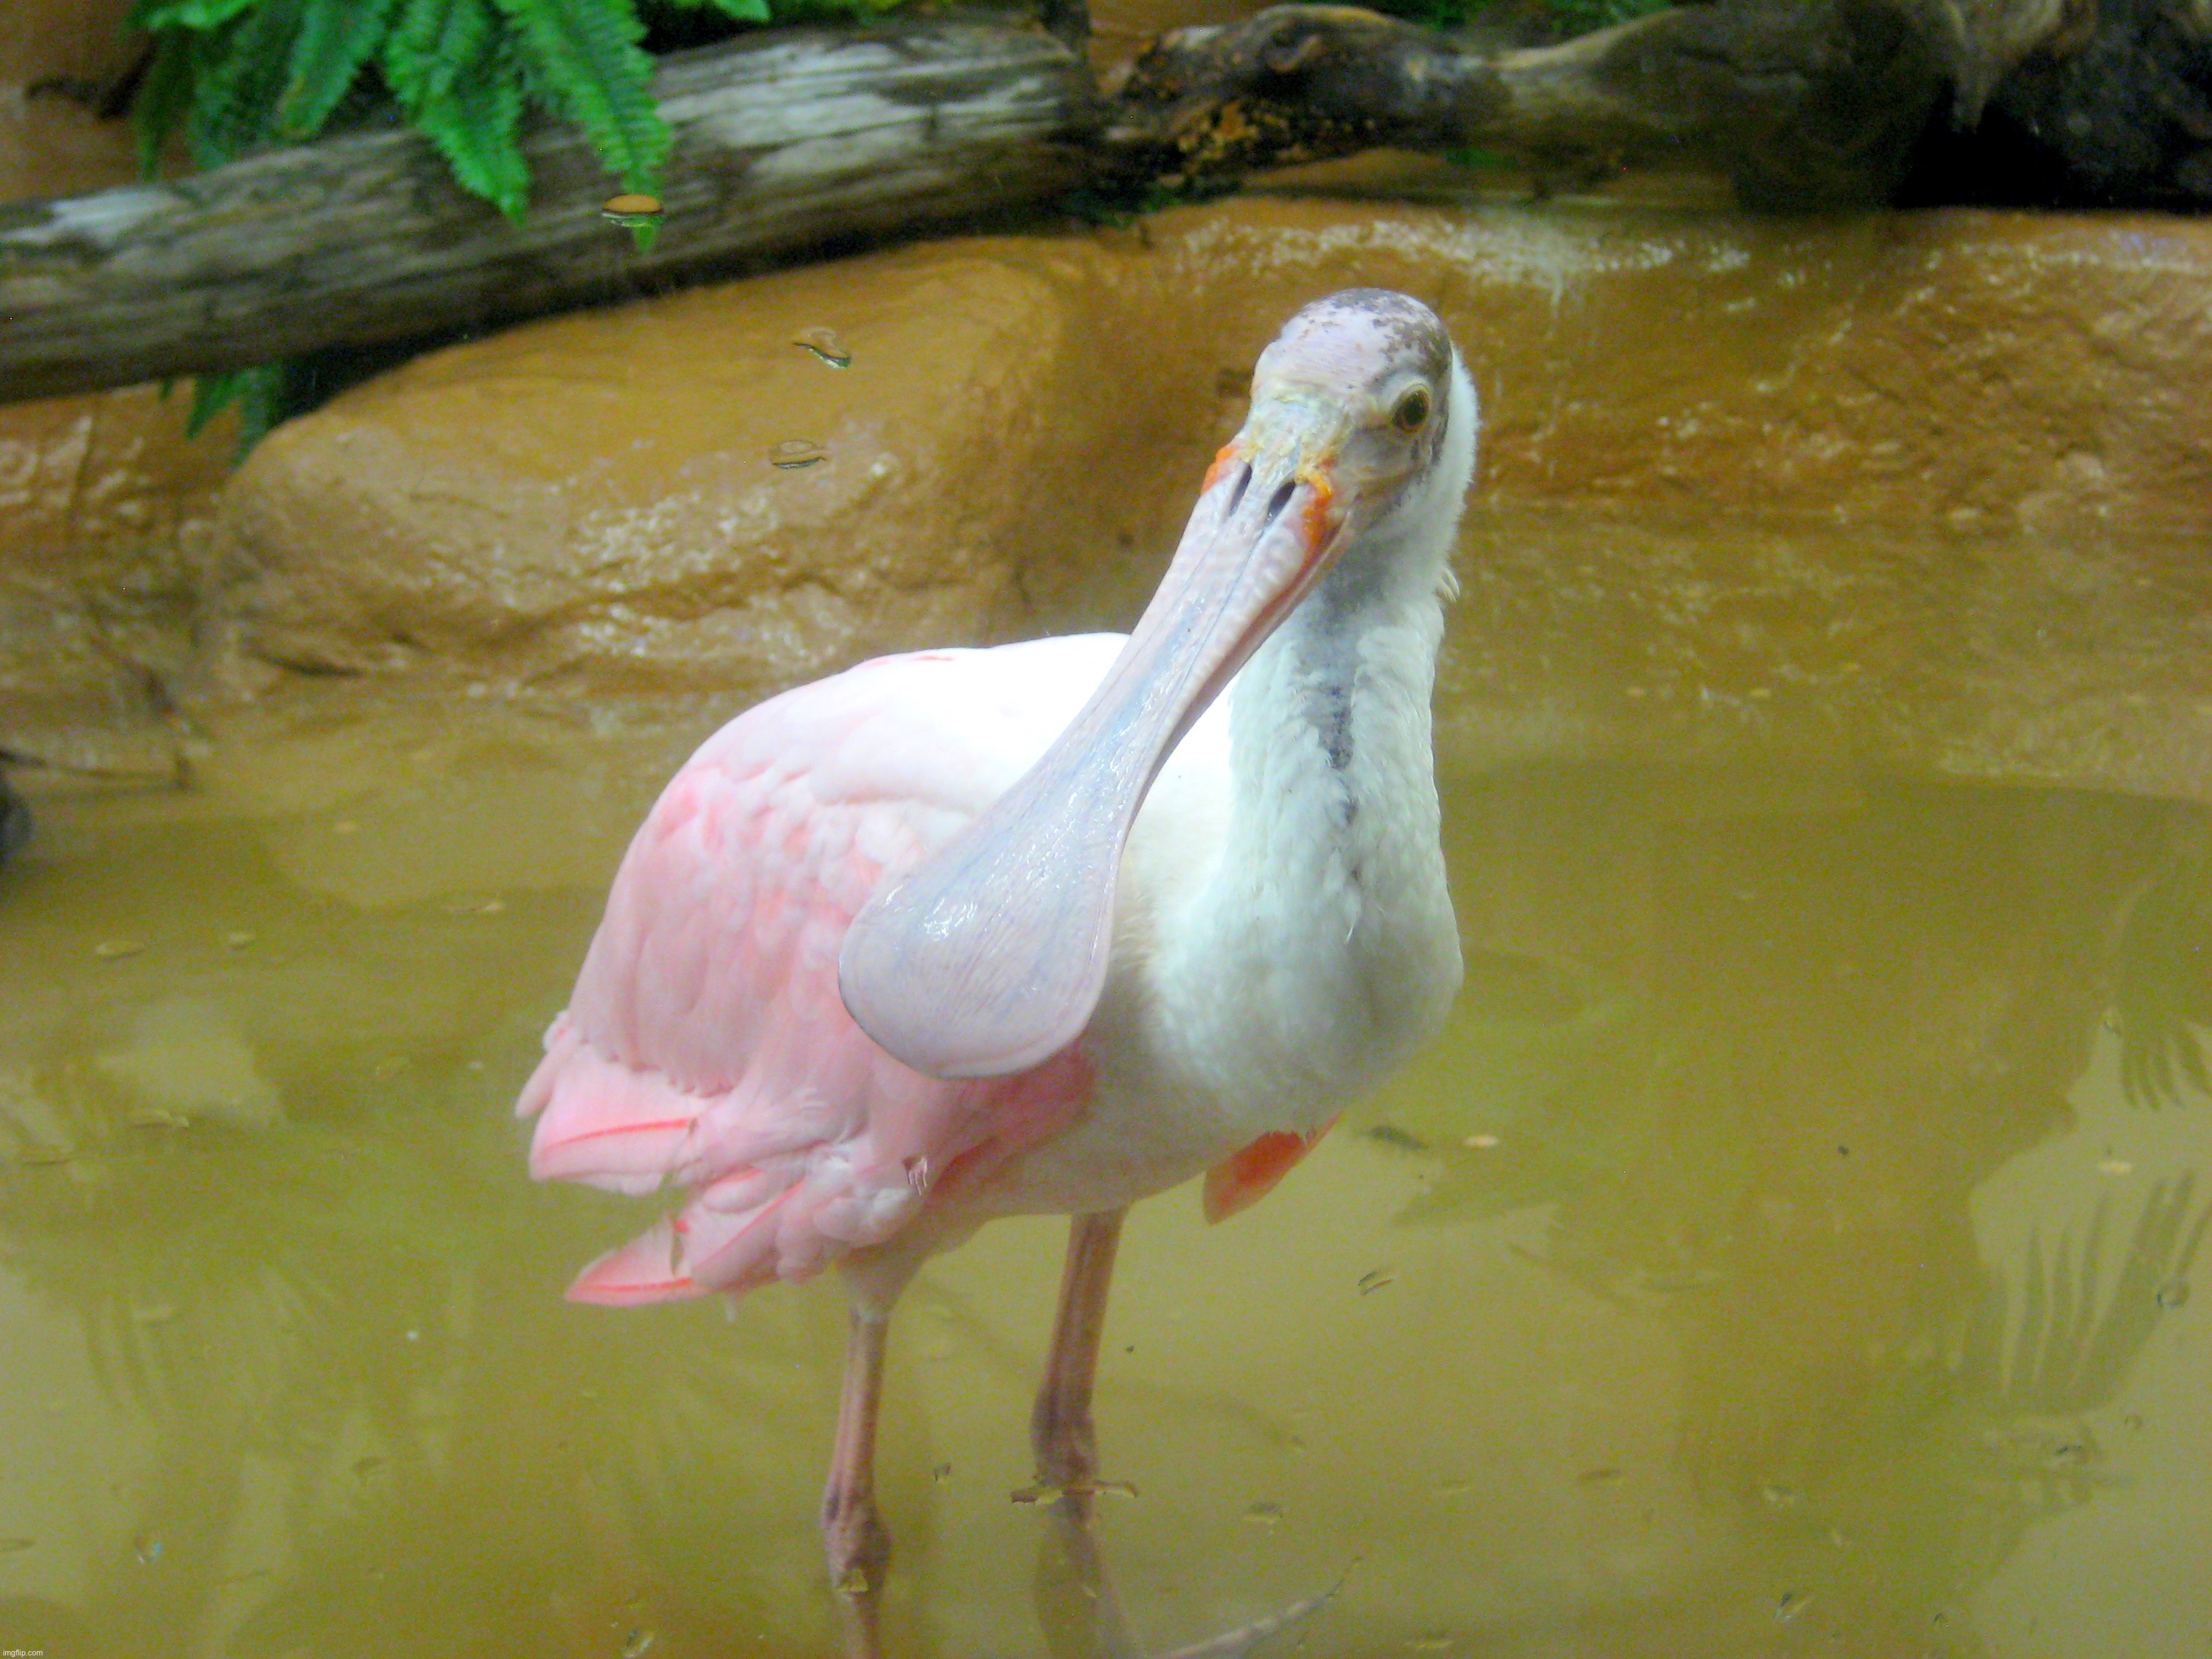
[1102,0,1951,209]
[2,0,2173,408]
[0,20,1100,404]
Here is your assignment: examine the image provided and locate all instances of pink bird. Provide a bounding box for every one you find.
[517,289,1477,1648]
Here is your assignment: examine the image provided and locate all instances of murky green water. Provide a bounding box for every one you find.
[1,557,2207,1658]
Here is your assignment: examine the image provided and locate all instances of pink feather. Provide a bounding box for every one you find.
[518,638,1123,1304]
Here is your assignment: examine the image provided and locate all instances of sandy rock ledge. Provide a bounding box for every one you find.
[203,192,2212,804]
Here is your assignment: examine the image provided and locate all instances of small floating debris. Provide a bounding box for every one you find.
[1461,1132,1500,1150]
[2156,1280,2190,1310]
[601,192,664,228]
[1244,1500,1282,1525]
[220,929,255,948]
[602,193,665,252]
[621,1630,656,1659]
[92,939,145,960]
[1010,1478,1136,1505]
[134,1534,163,1566]
[1774,1591,1811,1624]
[125,1107,192,1130]
[1356,1267,1394,1295]
[793,325,852,369]
[1362,1122,1425,1152]
[767,439,827,471]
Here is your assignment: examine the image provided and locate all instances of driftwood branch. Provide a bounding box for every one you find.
[1,0,2200,407]
[1102,0,1950,207]
[0,19,1099,404]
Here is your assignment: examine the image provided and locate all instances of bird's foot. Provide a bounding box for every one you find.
[822,1491,892,1601]
[1029,1397,1142,1521]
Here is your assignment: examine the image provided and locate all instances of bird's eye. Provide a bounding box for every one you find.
[1392,385,1431,434]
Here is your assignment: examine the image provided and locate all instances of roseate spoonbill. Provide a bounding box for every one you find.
[516,288,1476,1642]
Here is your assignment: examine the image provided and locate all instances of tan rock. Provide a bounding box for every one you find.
[1109,191,2212,536]
[223,249,1118,695]
[0,0,143,205]
[0,3,244,765]
[136,189,2212,806]
[0,385,233,767]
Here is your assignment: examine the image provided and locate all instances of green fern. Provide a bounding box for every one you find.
[130,28,197,176]
[180,0,304,166]
[130,0,665,204]
[382,0,531,217]
[181,362,290,459]
[492,0,667,194]
[274,0,405,140]
[128,0,926,456]
[134,0,263,28]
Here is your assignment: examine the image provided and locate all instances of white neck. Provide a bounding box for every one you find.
[1150,359,1476,1118]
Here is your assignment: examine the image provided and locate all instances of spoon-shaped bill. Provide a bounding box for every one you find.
[837,436,1344,1079]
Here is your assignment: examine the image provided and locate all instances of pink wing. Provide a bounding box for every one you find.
[516,637,1123,1305]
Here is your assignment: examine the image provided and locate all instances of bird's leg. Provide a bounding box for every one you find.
[1033,1492,1141,1659]
[822,1300,894,1657]
[1030,1208,1126,1516]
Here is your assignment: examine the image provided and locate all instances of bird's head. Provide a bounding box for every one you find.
[840,289,1477,1079]
[1204,287,1478,621]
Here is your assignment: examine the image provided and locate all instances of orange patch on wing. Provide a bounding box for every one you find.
[1202,1118,1337,1223]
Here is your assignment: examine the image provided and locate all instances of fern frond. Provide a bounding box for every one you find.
[184,0,307,166]
[186,362,287,458]
[382,1,533,217]
[131,30,197,176]
[418,43,533,217]
[657,0,772,20]
[383,0,499,110]
[274,0,405,140]
[128,0,262,30]
[490,0,668,192]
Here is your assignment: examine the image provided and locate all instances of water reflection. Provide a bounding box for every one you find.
[0,730,2203,1658]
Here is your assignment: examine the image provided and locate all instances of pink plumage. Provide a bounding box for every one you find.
[516,290,1478,1649]
[517,637,1121,1305]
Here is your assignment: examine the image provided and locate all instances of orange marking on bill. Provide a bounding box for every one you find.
[1297,466,1338,549]
[1203,443,1246,490]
